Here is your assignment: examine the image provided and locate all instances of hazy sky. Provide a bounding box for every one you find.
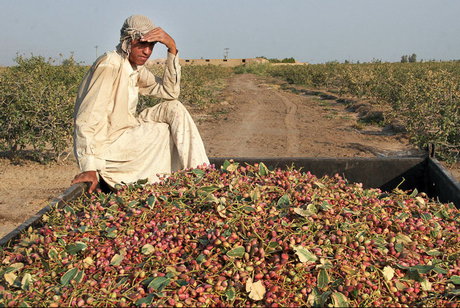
[1,0,459,66]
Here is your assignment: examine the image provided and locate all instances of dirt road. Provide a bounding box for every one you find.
[198,74,419,158]
[0,73,454,239]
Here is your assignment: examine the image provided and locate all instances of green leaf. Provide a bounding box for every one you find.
[394,242,404,253]
[411,265,435,274]
[176,279,187,286]
[320,290,333,306]
[60,268,78,286]
[293,204,317,217]
[66,241,87,255]
[293,207,312,217]
[204,194,219,203]
[217,203,227,218]
[128,200,139,207]
[108,204,119,211]
[104,227,118,238]
[450,275,460,285]
[396,264,410,270]
[406,269,423,282]
[77,226,88,233]
[307,203,318,214]
[113,277,128,289]
[146,195,156,208]
[313,181,326,189]
[242,206,256,212]
[277,194,291,208]
[222,160,239,172]
[317,268,329,289]
[409,188,418,197]
[225,286,236,301]
[307,287,322,306]
[448,289,460,296]
[63,205,75,215]
[226,246,245,258]
[330,292,349,307]
[222,160,231,170]
[395,281,406,291]
[136,178,148,185]
[192,168,205,178]
[110,254,124,266]
[397,212,410,221]
[249,188,261,201]
[433,266,448,274]
[426,249,442,256]
[74,270,85,284]
[196,254,206,264]
[4,263,24,273]
[293,246,318,263]
[197,185,220,196]
[147,276,171,292]
[20,273,33,291]
[135,294,155,306]
[395,234,412,244]
[141,244,155,255]
[420,213,432,221]
[258,162,269,176]
[320,201,332,211]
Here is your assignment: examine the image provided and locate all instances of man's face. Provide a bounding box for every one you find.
[128,39,156,66]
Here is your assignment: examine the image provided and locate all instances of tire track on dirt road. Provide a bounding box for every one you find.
[201,74,296,157]
[274,91,300,154]
[198,73,422,161]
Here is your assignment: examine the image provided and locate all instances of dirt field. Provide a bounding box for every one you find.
[0,73,458,239]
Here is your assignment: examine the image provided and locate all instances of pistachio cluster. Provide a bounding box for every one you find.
[1,161,459,307]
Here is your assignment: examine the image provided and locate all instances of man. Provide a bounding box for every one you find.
[71,15,209,193]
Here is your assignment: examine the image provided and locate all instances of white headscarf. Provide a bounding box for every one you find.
[116,15,156,57]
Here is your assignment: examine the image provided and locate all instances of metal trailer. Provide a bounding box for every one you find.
[1,155,459,246]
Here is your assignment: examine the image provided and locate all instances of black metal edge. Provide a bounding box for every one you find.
[426,157,460,208]
[209,156,426,189]
[0,183,88,247]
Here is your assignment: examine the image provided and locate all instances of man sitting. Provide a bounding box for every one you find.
[72,15,209,193]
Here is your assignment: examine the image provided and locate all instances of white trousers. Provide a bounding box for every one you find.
[99,100,209,187]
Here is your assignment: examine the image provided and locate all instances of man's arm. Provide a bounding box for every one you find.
[73,59,117,192]
[140,27,177,55]
[138,28,181,99]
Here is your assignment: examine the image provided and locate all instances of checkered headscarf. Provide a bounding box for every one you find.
[116,15,156,57]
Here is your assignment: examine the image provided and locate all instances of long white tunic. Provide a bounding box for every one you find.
[73,51,209,187]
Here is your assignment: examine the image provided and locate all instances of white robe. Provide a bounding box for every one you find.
[73,51,209,188]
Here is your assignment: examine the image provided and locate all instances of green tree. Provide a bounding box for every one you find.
[0,55,86,161]
[281,57,296,63]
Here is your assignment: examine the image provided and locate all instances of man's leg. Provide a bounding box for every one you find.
[138,100,210,169]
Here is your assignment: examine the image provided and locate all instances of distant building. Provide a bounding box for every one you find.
[147,57,269,67]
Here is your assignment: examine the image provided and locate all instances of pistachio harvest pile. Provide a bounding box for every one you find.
[1,161,459,307]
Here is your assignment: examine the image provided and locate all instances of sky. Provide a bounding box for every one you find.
[1,0,460,66]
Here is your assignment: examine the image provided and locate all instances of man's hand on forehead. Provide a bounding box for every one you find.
[140,27,177,55]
